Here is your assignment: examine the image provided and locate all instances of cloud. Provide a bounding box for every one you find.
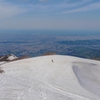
[0,0,100,19]
[27,0,93,12]
[29,0,93,12]
[0,1,29,19]
[63,2,100,13]
[55,0,91,7]
[39,0,48,2]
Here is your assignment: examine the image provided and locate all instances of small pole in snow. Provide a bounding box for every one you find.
[52,59,53,63]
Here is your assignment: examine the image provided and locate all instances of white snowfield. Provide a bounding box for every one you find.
[0,55,100,100]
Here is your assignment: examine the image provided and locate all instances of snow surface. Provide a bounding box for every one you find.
[0,62,6,65]
[0,55,100,100]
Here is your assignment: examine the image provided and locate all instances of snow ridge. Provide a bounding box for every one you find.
[0,55,100,100]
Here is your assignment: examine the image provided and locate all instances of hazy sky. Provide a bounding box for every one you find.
[0,0,100,30]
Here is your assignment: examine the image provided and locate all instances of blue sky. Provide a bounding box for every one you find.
[0,0,100,30]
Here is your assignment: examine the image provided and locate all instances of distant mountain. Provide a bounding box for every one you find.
[0,54,17,61]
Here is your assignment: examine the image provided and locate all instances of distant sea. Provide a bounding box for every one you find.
[0,29,100,35]
[0,29,100,42]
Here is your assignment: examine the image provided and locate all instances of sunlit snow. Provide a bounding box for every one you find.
[0,55,100,100]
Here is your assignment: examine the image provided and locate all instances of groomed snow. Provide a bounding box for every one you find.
[0,55,100,100]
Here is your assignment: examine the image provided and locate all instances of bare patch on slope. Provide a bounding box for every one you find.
[72,62,100,96]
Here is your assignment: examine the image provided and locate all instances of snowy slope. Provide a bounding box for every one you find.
[0,55,100,100]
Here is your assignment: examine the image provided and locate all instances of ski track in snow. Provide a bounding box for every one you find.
[0,74,91,100]
[39,80,91,100]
